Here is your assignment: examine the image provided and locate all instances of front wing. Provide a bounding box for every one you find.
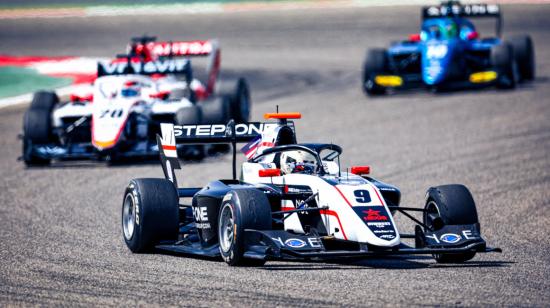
[25,141,161,161]
[243,224,501,261]
[153,225,501,261]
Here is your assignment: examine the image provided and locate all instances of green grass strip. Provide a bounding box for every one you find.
[0,66,72,99]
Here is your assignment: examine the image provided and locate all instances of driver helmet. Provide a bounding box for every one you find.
[121,81,141,98]
[280,150,317,175]
[427,25,441,39]
[443,21,458,39]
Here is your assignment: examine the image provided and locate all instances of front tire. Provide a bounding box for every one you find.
[174,105,205,160]
[362,48,389,96]
[122,178,179,253]
[509,35,535,81]
[218,189,272,266]
[216,78,251,123]
[200,96,231,124]
[424,184,479,263]
[22,91,59,166]
[491,42,518,89]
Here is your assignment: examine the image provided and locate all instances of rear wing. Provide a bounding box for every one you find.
[158,113,299,186]
[171,122,286,144]
[97,58,191,77]
[422,2,502,37]
[129,38,221,95]
[97,56,196,102]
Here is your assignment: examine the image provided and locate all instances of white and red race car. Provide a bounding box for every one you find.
[21,37,250,165]
[121,112,501,266]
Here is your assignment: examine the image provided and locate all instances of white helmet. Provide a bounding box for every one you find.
[280,150,317,175]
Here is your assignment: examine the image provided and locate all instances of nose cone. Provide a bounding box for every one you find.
[422,42,454,85]
[91,99,132,150]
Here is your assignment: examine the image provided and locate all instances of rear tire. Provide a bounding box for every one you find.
[30,91,59,111]
[174,105,205,160]
[362,48,389,96]
[200,96,231,124]
[491,43,518,89]
[216,78,251,123]
[122,178,179,253]
[175,105,202,126]
[424,184,479,263]
[509,35,535,81]
[22,91,59,166]
[218,188,272,266]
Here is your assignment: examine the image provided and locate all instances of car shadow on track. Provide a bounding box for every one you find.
[214,67,353,103]
[260,257,513,271]
[153,248,512,271]
[21,153,219,169]
[364,76,547,100]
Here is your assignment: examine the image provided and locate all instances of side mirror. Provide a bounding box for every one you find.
[149,90,171,100]
[351,166,370,175]
[409,33,421,42]
[467,31,479,40]
[70,93,93,102]
[259,168,281,177]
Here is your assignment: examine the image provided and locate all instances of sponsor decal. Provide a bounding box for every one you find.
[193,206,210,229]
[151,41,212,57]
[271,236,322,249]
[98,58,189,76]
[286,185,313,193]
[222,193,232,202]
[284,238,306,248]
[373,229,394,234]
[363,208,388,221]
[355,206,396,240]
[425,230,475,244]
[174,123,278,138]
[424,4,499,18]
[130,184,140,226]
[440,233,461,244]
[367,222,391,227]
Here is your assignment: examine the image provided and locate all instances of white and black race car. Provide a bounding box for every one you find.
[21,37,250,165]
[121,113,501,266]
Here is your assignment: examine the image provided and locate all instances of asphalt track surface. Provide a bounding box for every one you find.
[1,4,550,307]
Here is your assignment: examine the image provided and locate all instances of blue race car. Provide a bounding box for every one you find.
[362,1,535,95]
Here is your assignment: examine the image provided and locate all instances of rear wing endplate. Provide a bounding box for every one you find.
[130,39,221,95]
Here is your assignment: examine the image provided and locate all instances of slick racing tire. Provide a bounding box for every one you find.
[218,188,272,266]
[175,105,202,126]
[122,178,179,253]
[30,91,59,111]
[22,91,59,166]
[362,48,389,96]
[175,105,206,160]
[216,78,251,123]
[509,35,535,81]
[424,184,479,263]
[200,96,231,124]
[491,43,518,89]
